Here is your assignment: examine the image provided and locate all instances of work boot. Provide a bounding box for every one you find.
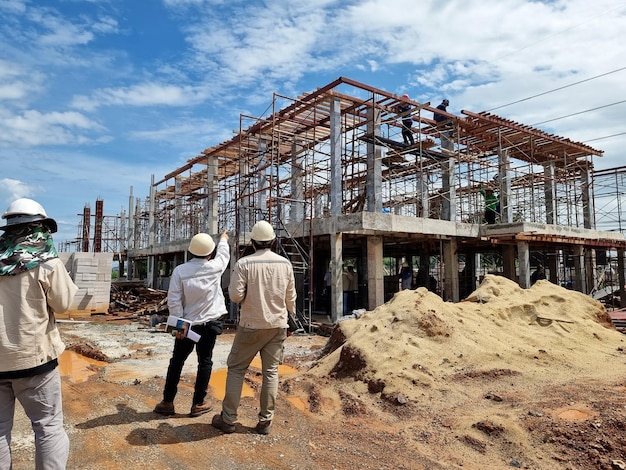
[189,402,213,417]
[211,413,235,433]
[255,420,272,435]
[153,401,175,416]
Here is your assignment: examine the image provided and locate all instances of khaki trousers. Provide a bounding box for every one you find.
[221,327,286,425]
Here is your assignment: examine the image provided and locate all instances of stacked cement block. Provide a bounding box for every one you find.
[57,252,113,318]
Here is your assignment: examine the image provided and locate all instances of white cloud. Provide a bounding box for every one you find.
[0,109,107,147]
[0,178,36,204]
[28,6,119,48]
[71,83,210,111]
[0,0,26,14]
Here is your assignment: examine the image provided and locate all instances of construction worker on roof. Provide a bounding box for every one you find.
[396,94,415,145]
[433,99,454,152]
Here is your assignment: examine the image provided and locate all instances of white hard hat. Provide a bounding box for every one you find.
[1,198,57,233]
[188,233,215,257]
[250,220,275,242]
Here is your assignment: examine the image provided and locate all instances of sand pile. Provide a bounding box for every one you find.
[310,274,624,402]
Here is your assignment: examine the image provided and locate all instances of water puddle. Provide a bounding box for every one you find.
[250,357,298,375]
[209,358,298,400]
[58,350,107,384]
[209,369,254,400]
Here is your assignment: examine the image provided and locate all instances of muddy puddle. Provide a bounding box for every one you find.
[58,350,107,383]
[63,349,300,403]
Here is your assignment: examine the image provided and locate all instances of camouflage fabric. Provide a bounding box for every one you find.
[0,224,58,276]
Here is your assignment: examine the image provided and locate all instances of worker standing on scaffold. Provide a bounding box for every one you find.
[396,94,415,145]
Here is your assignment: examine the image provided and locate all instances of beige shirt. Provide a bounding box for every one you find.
[0,258,78,373]
[228,248,296,329]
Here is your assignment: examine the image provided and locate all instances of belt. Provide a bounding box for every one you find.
[193,320,219,327]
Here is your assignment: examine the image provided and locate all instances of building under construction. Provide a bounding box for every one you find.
[74,77,626,325]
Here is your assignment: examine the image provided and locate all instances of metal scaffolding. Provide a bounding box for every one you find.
[73,77,626,318]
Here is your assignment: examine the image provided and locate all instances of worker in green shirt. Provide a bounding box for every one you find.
[480,186,499,224]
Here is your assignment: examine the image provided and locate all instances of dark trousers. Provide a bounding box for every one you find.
[485,208,497,224]
[163,324,217,405]
[402,122,414,145]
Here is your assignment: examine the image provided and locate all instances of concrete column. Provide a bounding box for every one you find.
[417,173,429,218]
[544,162,557,224]
[585,248,595,294]
[207,155,219,234]
[135,198,143,246]
[147,256,155,289]
[175,176,183,238]
[517,241,530,288]
[503,244,517,282]
[126,188,134,280]
[441,158,456,221]
[148,175,155,248]
[239,159,251,236]
[291,143,304,223]
[330,233,343,322]
[128,186,135,252]
[581,166,594,229]
[330,98,343,216]
[442,239,458,302]
[618,248,626,308]
[367,236,384,310]
[573,245,587,293]
[256,140,268,217]
[314,197,323,218]
[366,99,383,213]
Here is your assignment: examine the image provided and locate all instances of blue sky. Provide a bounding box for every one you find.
[1,0,625,244]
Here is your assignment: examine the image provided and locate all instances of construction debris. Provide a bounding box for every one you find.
[108,280,168,318]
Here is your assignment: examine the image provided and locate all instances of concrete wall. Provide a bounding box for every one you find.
[57,252,113,318]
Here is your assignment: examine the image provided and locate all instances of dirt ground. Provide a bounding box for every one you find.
[9,276,626,470]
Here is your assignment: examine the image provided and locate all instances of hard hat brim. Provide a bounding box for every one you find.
[0,218,57,233]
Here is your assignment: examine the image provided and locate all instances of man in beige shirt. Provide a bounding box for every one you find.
[212,221,296,435]
[0,198,78,470]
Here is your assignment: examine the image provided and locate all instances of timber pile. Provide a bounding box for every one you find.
[109,280,168,317]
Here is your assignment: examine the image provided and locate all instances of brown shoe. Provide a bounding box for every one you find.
[154,401,175,416]
[189,402,213,417]
[211,413,235,433]
[255,420,272,435]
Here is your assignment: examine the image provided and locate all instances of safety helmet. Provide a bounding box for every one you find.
[250,220,275,242]
[402,94,410,99]
[0,198,57,232]
[188,233,215,257]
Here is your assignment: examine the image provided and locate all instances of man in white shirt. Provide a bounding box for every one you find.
[154,231,230,417]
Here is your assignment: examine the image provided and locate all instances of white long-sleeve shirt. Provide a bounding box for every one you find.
[167,237,230,324]
[228,248,296,329]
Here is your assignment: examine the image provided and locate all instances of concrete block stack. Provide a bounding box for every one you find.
[57,252,113,318]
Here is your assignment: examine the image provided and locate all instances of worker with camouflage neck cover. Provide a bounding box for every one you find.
[0,198,77,470]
